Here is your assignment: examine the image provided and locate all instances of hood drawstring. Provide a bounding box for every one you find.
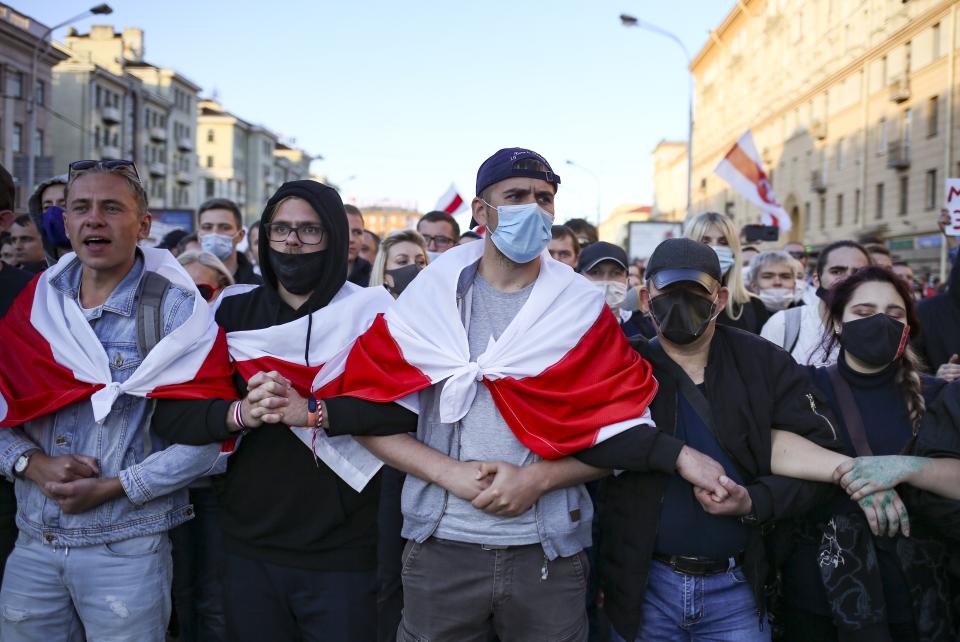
[304,304,321,469]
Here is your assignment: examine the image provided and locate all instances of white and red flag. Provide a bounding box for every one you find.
[714,130,793,232]
[434,183,466,215]
[316,241,658,459]
[0,248,237,428]
[217,281,404,490]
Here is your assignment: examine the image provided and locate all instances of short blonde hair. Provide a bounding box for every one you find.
[370,230,429,288]
[747,250,802,292]
[685,212,755,319]
[177,250,235,289]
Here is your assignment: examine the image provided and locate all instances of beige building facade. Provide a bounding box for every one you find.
[656,0,960,273]
[0,3,69,209]
[52,25,201,210]
[197,99,312,224]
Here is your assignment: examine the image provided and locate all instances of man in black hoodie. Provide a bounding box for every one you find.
[153,180,411,642]
[916,211,960,380]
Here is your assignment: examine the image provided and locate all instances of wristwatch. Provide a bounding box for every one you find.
[13,449,39,479]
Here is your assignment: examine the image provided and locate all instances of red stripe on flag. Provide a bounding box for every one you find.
[487,308,658,459]
[234,356,320,397]
[0,278,105,427]
[320,314,431,401]
[442,194,463,215]
[149,327,239,401]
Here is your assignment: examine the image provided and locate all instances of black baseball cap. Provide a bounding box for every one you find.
[645,238,721,292]
[475,148,561,196]
[577,241,627,273]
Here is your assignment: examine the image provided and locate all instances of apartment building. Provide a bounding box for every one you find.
[0,3,69,209]
[655,0,959,272]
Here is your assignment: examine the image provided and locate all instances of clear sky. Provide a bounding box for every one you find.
[26,0,734,224]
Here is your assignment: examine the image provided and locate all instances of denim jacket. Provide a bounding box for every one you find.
[400,260,593,560]
[0,254,221,546]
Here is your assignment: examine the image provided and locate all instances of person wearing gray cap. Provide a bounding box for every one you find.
[575,237,843,642]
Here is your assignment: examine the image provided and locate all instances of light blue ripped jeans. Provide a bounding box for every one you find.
[0,531,172,642]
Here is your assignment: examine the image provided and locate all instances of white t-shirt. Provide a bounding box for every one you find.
[760,302,839,367]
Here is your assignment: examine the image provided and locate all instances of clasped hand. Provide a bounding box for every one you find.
[241,371,309,427]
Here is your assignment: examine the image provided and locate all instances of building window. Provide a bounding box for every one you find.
[819,196,826,230]
[804,202,811,231]
[205,179,215,198]
[836,193,844,226]
[12,123,22,153]
[875,182,884,220]
[925,169,938,210]
[207,129,214,142]
[898,175,909,217]
[95,86,102,108]
[836,138,844,169]
[35,80,45,106]
[854,188,861,224]
[34,129,43,156]
[933,23,941,58]
[9,72,23,99]
[206,156,214,168]
[877,117,887,154]
[928,96,939,137]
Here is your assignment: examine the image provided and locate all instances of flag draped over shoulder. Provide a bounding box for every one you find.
[0,248,237,428]
[218,281,401,491]
[316,240,659,460]
[714,130,793,232]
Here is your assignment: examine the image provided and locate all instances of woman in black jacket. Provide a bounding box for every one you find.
[685,211,770,333]
[768,267,957,642]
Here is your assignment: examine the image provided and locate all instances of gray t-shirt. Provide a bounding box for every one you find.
[434,273,541,545]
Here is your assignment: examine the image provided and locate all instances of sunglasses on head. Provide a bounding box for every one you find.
[195,284,219,301]
[68,159,143,184]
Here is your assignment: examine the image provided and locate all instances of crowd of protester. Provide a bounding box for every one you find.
[0,149,958,642]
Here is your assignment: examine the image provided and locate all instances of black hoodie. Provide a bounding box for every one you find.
[153,180,409,571]
[916,248,960,371]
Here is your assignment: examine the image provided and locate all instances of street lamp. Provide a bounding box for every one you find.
[26,4,113,196]
[620,13,693,221]
[564,159,602,225]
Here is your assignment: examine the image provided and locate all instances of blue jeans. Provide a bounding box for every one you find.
[611,560,770,642]
[0,530,172,642]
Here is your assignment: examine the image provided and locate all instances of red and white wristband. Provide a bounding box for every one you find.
[233,399,247,431]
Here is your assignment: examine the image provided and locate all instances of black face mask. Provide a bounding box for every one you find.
[384,263,422,296]
[838,314,909,367]
[268,248,326,295]
[649,289,717,345]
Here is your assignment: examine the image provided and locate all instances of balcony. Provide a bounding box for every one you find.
[888,76,910,104]
[810,170,827,194]
[810,119,827,141]
[149,162,166,176]
[176,170,192,184]
[101,145,121,159]
[177,136,193,152]
[149,127,167,143]
[101,106,121,125]
[887,140,910,169]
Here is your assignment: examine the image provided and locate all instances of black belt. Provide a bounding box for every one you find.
[652,551,745,576]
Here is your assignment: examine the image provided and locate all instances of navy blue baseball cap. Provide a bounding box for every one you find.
[475,148,561,196]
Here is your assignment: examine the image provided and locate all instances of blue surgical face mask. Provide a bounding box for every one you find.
[483,200,553,264]
[200,233,235,261]
[41,206,70,249]
[711,245,735,277]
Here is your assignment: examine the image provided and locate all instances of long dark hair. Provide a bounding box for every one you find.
[821,267,926,430]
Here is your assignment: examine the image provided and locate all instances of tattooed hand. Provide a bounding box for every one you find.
[834,455,926,500]
[856,489,910,538]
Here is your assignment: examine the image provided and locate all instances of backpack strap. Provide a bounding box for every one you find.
[136,271,171,359]
[783,306,803,354]
[826,364,874,456]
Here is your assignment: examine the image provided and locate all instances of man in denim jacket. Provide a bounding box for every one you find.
[0,162,221,641]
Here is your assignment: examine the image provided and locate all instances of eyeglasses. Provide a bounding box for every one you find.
[68,159,143,184]
[266,222,326,245]
[195,284,219,301]
[421,234,455,248]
